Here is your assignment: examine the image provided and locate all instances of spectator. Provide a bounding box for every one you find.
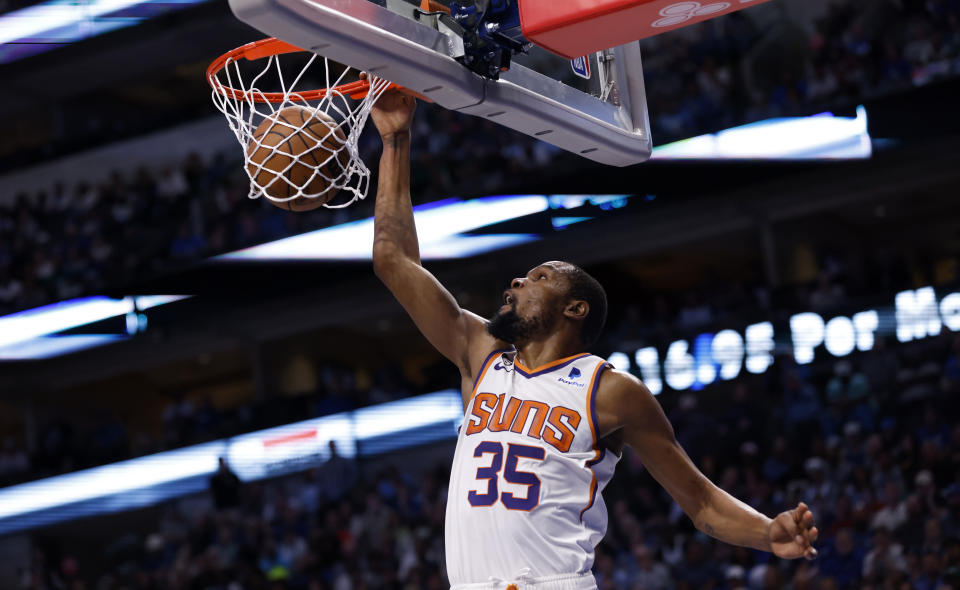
[862,337,899,393]
[819,528,864,589]
[675,292,713,330]
[921,517,945,555]
[629,544,672,590]
[862,526,908,582]
[943,537,960,588]
[870,481,907,533]
[0,437,29,480]
[912,552,945,590]
[942,335,960,393]
[782,370,822,439]
[673,536,722,588]
[725,565,747,589]
[810,273,846,312]
[762,436,791,485]
[210,456,242,511]
[319,441,357,503]
[669,394,719,464]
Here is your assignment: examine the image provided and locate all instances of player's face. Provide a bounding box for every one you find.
[486,262,569,344]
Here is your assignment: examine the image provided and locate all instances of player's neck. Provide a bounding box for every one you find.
[514,336,584,371]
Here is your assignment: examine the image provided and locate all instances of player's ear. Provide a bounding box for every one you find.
[564,299,589,321]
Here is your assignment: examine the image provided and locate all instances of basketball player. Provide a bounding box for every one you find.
[368,90,818,590]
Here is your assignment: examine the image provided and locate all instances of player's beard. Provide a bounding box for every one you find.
[486,307,546,344]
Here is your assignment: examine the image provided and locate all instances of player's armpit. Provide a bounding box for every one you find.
[597,370,713,523]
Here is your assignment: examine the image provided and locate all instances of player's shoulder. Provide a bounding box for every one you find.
[592,367,660,435]
[596,367,656,404]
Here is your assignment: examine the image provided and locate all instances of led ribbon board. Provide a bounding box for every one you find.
[0,0,212,64]
[609,285,960,395]
[0,390,463,535]
[217,194,630,261]
[652,107,872,160]
[0,295,188,360]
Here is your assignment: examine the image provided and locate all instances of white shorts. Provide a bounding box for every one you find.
[451,572,597,590]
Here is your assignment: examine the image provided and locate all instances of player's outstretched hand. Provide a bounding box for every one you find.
[362,73,416,140]
[768,502,819,560]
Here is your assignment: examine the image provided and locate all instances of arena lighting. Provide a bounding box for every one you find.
[353,391,463,439]
[895,286,942,342]
[606,351,630,371]
[551,217,593,230]
[789,313,825,365]
[218,196,542,261]
[0,0,210,63]
[633,347,663,395]
[226,415,356,482]
[941,294,960,332]
[0,295,187,349]
[226,390,463,480]
[744,322,775,374]
[0,334,128,360]
[0,0,144,44]
[0,295,188,351]
[615,286,960,393]
[0,389,463,535]
[663,340,696,391]
[712,329,745,381]
[651,106,872,160]
[217,194,629,261]
[0,441,225,525]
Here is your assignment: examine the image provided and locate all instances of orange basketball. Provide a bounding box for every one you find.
[246,106,349,212]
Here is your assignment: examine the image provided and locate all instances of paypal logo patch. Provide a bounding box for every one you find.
[558,366,585,387]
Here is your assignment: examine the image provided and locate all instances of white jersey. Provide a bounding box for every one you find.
[445,349,619,587]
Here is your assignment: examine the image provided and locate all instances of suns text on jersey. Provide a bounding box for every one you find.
[465,393,582,453]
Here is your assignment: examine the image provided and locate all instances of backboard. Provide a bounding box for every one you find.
[225,0,652,166]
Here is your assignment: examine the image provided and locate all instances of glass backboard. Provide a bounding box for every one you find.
[224,0,652,166]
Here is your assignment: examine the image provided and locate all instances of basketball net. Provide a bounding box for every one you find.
[207,39,393,208]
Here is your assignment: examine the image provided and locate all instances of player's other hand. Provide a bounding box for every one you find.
[769,502,819,560]
[362,73,416,140]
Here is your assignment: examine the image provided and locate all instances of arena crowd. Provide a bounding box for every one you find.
[10,324,960,590]
[2,0,958,316]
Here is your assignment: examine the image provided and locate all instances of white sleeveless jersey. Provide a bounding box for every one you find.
[445,349,619,586]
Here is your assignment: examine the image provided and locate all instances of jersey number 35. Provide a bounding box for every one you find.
[468,441,545,511]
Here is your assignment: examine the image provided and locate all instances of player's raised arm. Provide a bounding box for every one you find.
[369,89,497,385]
[597,370,819,560]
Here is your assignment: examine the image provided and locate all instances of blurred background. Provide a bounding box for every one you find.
[1,0,959,588]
